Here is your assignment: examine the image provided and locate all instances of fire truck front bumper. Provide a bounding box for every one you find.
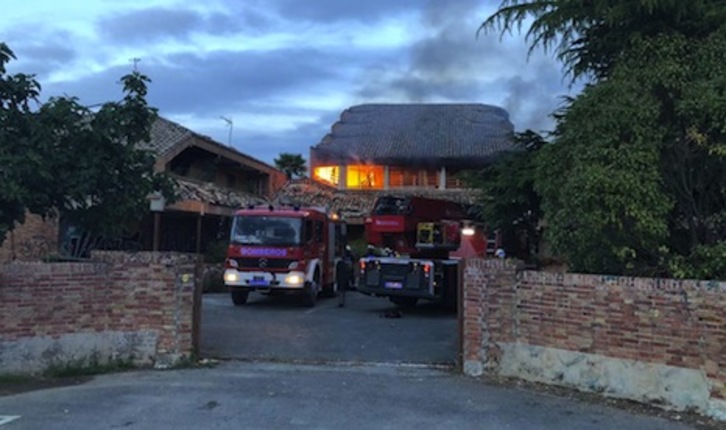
[223,269,307,290]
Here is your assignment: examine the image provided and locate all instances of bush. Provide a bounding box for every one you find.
[668,242,726,280]
[347,236,367,259]
[204,240,228,264]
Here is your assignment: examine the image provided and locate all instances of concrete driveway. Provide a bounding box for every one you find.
[200,291,458,365]
[0,361,698,430]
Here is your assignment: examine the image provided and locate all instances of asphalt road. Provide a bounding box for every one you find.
[200,291,459,365]
[0,361,697,430]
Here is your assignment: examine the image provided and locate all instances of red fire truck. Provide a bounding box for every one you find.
[358,195,494,308]
[223,205,347,307]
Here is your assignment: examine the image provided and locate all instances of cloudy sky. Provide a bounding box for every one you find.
[2,0,577,165]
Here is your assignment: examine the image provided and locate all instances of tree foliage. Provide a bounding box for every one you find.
[0,43,41,244]
[463,130,546,259]
[274,153,307,179]
[480,1,726,278]
[538,29,726,276]
[0,42,175,254]
[481,0,726,82]
[535,60,673,274]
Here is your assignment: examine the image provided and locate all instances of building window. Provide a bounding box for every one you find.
[313,166,339,187]
[424,169,438,187]
[389,167,404,188]
[388,167,438,188]
[347,165,384,189]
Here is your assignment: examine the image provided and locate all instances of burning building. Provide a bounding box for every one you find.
[309,103,515,191]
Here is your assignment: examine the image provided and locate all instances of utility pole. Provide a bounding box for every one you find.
[130,57,141,71]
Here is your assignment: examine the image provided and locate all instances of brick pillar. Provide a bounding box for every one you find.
[462,258,486,376]
[462,258,519,376]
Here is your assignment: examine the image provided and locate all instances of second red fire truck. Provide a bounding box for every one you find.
[358,195,493,308]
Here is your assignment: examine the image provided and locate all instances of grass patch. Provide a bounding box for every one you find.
[159,354,220,370]
[1,353,212,397]
[43,355,137,378]
[0,373,38,384]
[0,372,92,397]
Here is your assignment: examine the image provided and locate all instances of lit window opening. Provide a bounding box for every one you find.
[313,166,339,186]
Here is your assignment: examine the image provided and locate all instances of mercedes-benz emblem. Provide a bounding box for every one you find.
[258,258,268,268]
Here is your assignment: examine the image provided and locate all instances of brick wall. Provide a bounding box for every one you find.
[0,251,199,374]
[462,258,726,421]
[0,213,58,262]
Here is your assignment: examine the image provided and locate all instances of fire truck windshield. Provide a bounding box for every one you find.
[230,216,302,246]
[373,196,408,215]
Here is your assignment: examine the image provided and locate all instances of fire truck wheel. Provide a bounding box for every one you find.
[390,296,418,308]
[302,281,318,307]
[231,289,249,306]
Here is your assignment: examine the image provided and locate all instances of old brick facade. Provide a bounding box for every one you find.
[0,251,198,373]
[462,258,726,421]
[0,213,58,263]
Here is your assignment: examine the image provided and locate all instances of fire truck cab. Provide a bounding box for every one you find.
[223,205,347,307]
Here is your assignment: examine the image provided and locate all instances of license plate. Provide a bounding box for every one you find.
[384,281,403,289]
[251,276,269,286]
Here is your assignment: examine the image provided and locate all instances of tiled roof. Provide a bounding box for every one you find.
[311,104,515,167]
[274,179,482,221]
[175,177,267,208]
[140,116,194,156]
[142,116,278,172]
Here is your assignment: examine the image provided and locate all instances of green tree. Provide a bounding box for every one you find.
[274,153,307,179]
[481,2,726,277]
[463,130,546,259]
[481,0,726,82]
[535,59,673,274]
[0,43,42,244]
[0,43,176,254]
[536,29,726,276]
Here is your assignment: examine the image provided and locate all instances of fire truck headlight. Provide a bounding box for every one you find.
[224,271,239,283]
[288,261,299,269]
[285,274,303,285]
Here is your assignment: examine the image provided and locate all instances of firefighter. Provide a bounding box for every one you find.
[337,246,355,307]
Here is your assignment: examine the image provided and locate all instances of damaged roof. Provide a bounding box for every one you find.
[274,179,482,222]
[174,177,268,209]
[311,104,515,167]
